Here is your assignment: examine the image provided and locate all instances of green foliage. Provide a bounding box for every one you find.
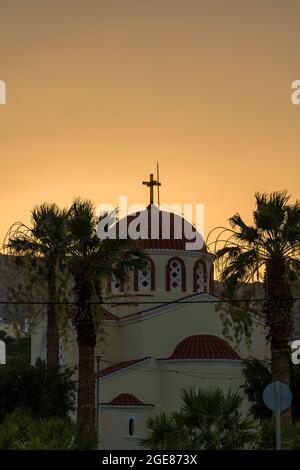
[0,409,94,450]
[241,358,272,420]
[282,421,300,449]
[139,413,191,450]
[255,417,276,449]
[256,418,300,450]
[216,284,254,349]
[242,357,300,422]
[141,387,256,450]
[0,358,76,423]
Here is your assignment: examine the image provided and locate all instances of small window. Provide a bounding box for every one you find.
[138,267,151,290]
[194,260,207,292]
[128,418,135,436]
[111,274,123,292]
[193,260,207,293]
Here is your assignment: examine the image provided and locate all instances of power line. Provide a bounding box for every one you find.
[99,358,244,381]
[0,297,299,305]
[139,366,243,381]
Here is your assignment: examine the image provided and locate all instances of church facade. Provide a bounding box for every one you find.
[31,205,268,449]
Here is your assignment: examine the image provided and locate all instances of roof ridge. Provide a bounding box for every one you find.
[119,292,208,320]
[97,356,151,378]
[100,392,154,407]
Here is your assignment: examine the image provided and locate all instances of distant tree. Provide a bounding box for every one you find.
[0,358,76,423]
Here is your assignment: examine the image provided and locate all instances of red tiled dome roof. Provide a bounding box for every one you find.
[115,206,205,251]
[102,393,153,407]
[161,335,240,361]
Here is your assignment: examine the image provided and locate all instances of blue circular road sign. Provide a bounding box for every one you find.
[263,381,292,412]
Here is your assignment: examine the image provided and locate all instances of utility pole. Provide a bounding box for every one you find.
[0,340,6,365]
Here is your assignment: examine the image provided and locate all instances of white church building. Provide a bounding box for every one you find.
[31,197,268,449]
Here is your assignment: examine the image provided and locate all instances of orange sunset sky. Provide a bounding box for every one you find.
[0,0,300,243]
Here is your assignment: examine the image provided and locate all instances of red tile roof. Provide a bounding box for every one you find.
[104,311,119,321]
[159,335,240,361]
[97,357,150,378]
[101,393,153,407]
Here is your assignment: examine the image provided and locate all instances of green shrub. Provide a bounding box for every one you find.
[0,358,76,422]
[242,357,300,422]
[256,418,300,450]
[0,409,94,450]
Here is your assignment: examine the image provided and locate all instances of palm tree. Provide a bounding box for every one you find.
[209,192,300,388]
[141,387,254,450]
[139,412,191,450]
[67,199,146,437]
[177,388,254,449]
[5,203,69,366]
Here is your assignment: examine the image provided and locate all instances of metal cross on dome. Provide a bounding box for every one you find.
[142,163,161,206]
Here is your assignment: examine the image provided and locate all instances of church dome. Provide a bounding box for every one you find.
[160,335,240,360]
[116,205,205,251]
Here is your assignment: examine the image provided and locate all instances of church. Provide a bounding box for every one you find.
[30,176,268,450]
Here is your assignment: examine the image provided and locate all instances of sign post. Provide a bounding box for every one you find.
[263,381,292,450]
[275,381,281,450]
[0,340,6,365]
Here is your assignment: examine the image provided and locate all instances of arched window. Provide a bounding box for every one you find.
[193,260,207,293]
[166,257,186,291]
[128,418,135,436]
[110,274,123,293]
[134,259,155,291]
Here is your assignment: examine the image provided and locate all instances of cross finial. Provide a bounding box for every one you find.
[142,172,161,206]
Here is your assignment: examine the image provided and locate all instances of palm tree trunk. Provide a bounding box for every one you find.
[264,258,293,420]
[46,264,59,366]
[75,306,97,441]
